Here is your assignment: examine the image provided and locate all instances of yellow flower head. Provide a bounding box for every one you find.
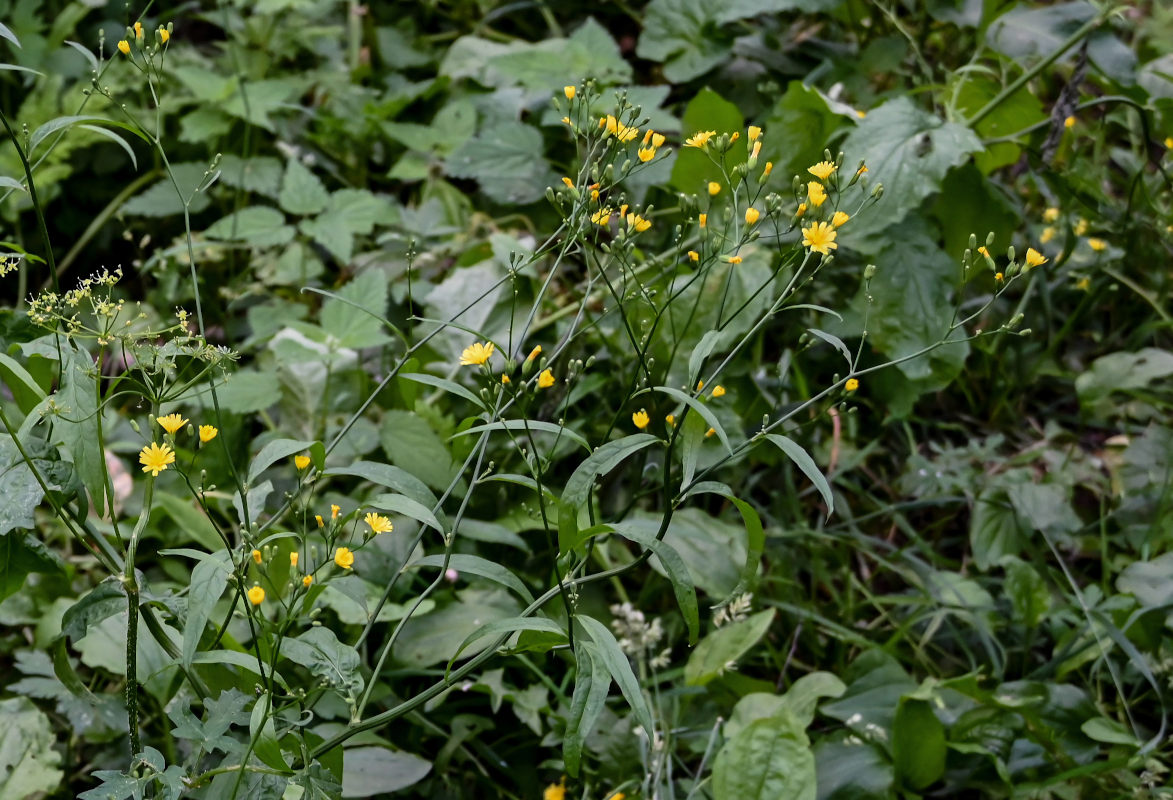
[1075,276,1090,291]
[705,427,716,438]
[544,778,567,800]
[198,424,218,444]
[831,211,850,228]
[365,512,393,535]
[157,413,188,434]
[626,213,651,233]
[748,125,762,141]
[807,181,827,207]
[638,147,656,162]
[316,514,324,527]
[159,27,169,44]
[561,116,571,125]
[133,21,143,40]
[252,549,262,564]
[845,378,859,392]
[808,161,837,180]
[1166,137,1173,149]
[707,181,721,196]
[460,341,495,366]
[795,202,807,218]
[978,246,991,259]
[1043,207,1060,223]
[651,132,666,148]
[334,547,355,570]
[745,207,761,225]
[561,176,574,190]
[527,345,542,362]
[632,409,650,430]
[139,442,175,477]
[302,575,314,588]
[591,208,612,226]
[687,250,699,262]
[725,255,743,265]
[855,164,868,176]
[501,374,511,384]
[331,504,341,520]
[729,131,739,143]
[537,369,555,389]
[712,385,726,398]
[665,414,676,427]
[117,39,130,55]
[1064,115,1075,129]
[1040,226,1056,244]
[763,161,774,177]
[564,86,575,100]
[801,222,838,255]
[698,213,707,228]
[247,586,265,606]
[290,552,299,568]
[1024,248,1048,268]
[1074,218,1089,236]
[856,109,867,119]
[750,141,762,161]
[294,454,312,470]
[604,115,638,142]
[684,130,716,148]
[995,272,1004,282]
[1087,237,1107,252]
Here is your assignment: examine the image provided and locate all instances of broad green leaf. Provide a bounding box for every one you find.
[711,710,815,800]
[0,532,64,606]
[684,481,765,596]
[563,641,611,777]
[281,627,363,697]
[1007,482,1081,536]
[637,0,729,83]
[988,2,1135,83]
[122,162,211,216]
[1075,348,1173,419]
[1003,557,1051,627]
[169,688,250,758]
[342,747,432,798]
[653,385,732,453]
[249,693,291,772]
[300,215,354,263]
[326,461,438,510]
[53,346,104,513]
[151,491,223,551]
[1081,717,1139,747]
[320,269,390,349]
[951,77,1046,173]
[214,369,281,413]
[763,434,834,514]
[369,492,443,534]
[279,159,328,216]
[685,609,775,686]
[670,88,745,194]
[763,81,852,181]
[0,697,64,799]
[182,551,231,669]
[379,411,457,492]
[578,615,655,736]
[397,588,521,668]
[217,155,284,197]
[969,489,1024,571]
[813,738,894,799]
[562,433,660,509]
[446,122,556,205]
[247,438,320,484]
[446,616,566,670]
[204,207,294,247]
[892,696,945,790]
[839,96,982,242]
[61,580,124,642]
[1117,552,1173,609]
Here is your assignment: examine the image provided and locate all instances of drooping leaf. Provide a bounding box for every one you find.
[711,710,816,800]
[685,609,775,686]
[342,747,432,797]
[563,641,612,776]
[578,615,655,736]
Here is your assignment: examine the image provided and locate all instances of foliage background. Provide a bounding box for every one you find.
[0,0,1171,798]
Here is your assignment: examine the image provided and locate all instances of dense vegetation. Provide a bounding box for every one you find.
[1,1,1171,798]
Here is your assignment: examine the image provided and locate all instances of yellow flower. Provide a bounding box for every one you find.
[607,794,626,800]
[527,345,542,362]
[334,547,355,570]
[725,255,743,265]
[302,575,314,588]
[133,21,143,40]
[365,512,393,534]
[705,427,716,438]
[139,442,175,477]
[807,181,827,207]
[157,413,188,434]
[665,414,675,427]
[750,141,761,161]
[708,181,721,196]
[831,211,850,228]
[561,116,571,125]
[795,202,807,218]
[855,164,868,176]
[198,424,218,443]
[1166,137,1173,149]
[315,514,324,527]
[1043,207,1060,223]
[247,586,265,605]
[978,246,990,259]
[460,341,495,366]
[711,385,726,398]
[603,115,638,142]
[627,213,651,233]
[1074,218,1089,236]
[651,132,666,148]
[501,374,511,384]
[331,504,341,520]
[698,213,707,228]
[1075,277,1090,291]
[1064,115,1075,129]
[293,454,311,470]
[856,109,867,119]
[687,250,699,262]
[808,161,836,180]
[591,208,612,225]
[290,552,299,568]
[537,369,555,389]
[845,378,859,392]
[252,549,262,564]
[159,27,170,44]
[632,409,650,430]
[1040,226,1056,244]
[561,176,574,189]
[684,130,716,148]
[745,207,760,225]
[638,147,656,162]
[1024,248,1048,268]
[762,161,773,177]
[729,131,739,143]
[995,272,1004,282]
[564,85,575,100]
[1087,237,1107,252]
[802,222,838,255]
[748,125,762,141]
[544,778,566,800]
[696,380,704,391]
[117,39,130,55]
